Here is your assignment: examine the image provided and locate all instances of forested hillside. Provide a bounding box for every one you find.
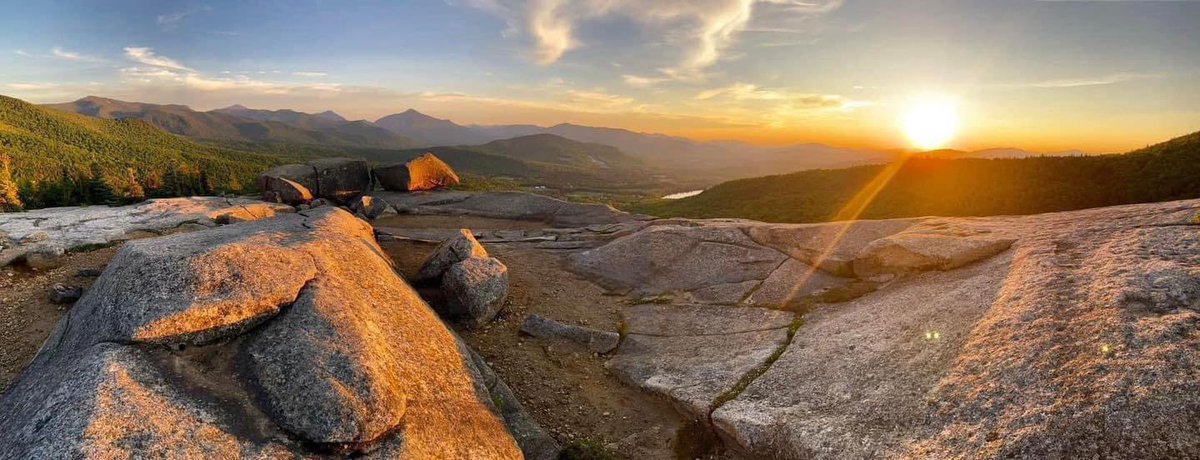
[631,130,1200,223]
[0,95,285,209]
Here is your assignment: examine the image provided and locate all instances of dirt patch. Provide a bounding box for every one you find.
[377,215,709,459]
[0,246,121,392]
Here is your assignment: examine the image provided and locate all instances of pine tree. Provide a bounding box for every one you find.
[86,163,115,206]
[198,169,214,196]
[0,153,23,212]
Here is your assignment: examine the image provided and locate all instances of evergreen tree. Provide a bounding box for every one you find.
[198,169,214,196]
[0,153,23,212]
[86,163,115,206]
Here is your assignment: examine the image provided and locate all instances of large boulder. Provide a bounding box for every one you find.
[261,176,314,205]
[0,208,526,458]
[375,153,460,192]
[417,229,488,284]
[440,257,509,327]
[258,164,319,195]
[310,158,372,202]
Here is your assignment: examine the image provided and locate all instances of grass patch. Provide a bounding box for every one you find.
[709,316,804,411]
[558,438,618,460]
[66,241,120,254]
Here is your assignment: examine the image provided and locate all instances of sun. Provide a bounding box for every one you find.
[902,97,959,150]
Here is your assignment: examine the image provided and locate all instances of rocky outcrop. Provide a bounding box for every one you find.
[0,207,531,458]
[441,257,510,328]
[0,197,294,268]
[376,190,646,227]
[375,153,461,192]
[578,198,1200,459]
[258,158,371,204]
[519,314,620,354]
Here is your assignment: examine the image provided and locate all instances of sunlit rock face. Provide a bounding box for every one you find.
[570,198,1200,459]
[0,207,527,458]
[375,153,461,192]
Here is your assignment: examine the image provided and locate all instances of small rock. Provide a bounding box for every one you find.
[519,314,620,354]
[309,198,331,208]
[347,195,394,220]
[440,257,509,328]
[49,284,83,304]
[76,268,103,278]
[21,231,51,244]
[417,229,488,284]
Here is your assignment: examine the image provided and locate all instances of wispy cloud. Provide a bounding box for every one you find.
[292,71,328,78]
[124,47,193,72]
[157,5,211,30]
[989,72,1163,89]
[463,0,843,79]
[51,46,105,63]
[622,74,670,88]
[13,49,30,57]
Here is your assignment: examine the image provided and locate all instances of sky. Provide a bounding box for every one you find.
[1,0,1198,152]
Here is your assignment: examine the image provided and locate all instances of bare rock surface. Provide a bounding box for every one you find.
[0,207,527,458]
[0,197,294,268]
[746,218,920,276]
[566,196,1200,458]
[376,190,644,227]
[519,314,619,354]
[608,304,794,420]
[259,164,319,195]
[569,224,787,297]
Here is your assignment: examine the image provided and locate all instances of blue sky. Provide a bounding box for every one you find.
[1,0,1198,151]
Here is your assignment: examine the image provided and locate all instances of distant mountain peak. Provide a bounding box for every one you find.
[315,110,347,123]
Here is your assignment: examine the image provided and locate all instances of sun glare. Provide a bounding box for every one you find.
[902,98,959,150]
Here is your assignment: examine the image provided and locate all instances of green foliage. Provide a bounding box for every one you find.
[632,131,1200,223]
[0,95,285,208]
[558,439,618,460]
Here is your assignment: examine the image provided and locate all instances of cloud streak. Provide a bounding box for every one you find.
[465,0,843,79]
[989,72,1163,89]
[51,47,105,63]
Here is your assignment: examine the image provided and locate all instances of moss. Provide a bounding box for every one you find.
[66,241,120,254]
[710,316,804,410]
[558,439,618,460]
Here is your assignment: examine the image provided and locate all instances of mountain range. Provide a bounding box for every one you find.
[45,97,417,149]
[45,96,1097,186]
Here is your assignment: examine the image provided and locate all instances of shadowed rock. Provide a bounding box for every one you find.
[311,158,372,203]
[258,164,319,195]
[441,257,509,328]
[349,195,395,220]
[520,314,620,354]
[417,228,488,284]
[261,176,314,205]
